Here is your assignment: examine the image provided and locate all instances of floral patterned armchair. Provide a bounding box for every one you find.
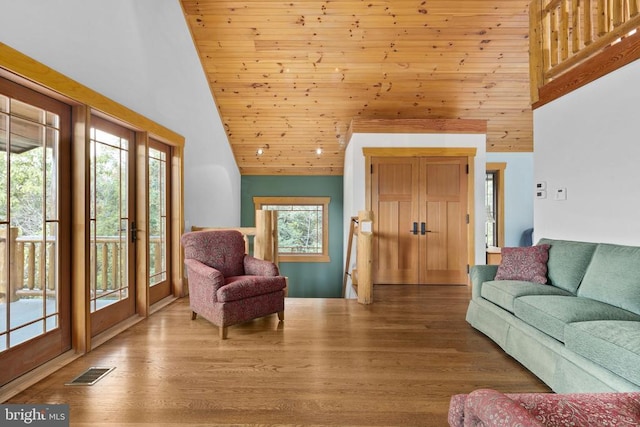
[181,229,287,339]
[449,388,640,426]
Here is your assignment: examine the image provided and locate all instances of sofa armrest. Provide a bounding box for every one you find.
[463,389,545,427]
[469,265,499,299]
[244,255,280,276]
[184,258,225,302]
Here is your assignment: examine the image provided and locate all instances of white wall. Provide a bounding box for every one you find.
[533,58,640,245]
[0,0,241,228]
[486,152,534,247]
[343,132,487,298]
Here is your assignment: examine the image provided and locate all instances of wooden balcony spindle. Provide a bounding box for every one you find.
[39,242,46,290]
[0,227,20,302]
[584,0,594,44]
[613,0,624,26]
[47,242,55,291]
[101,243,108,291]
[561,0,571,60]
[27,242,35,291]
[542,1,552,81]
[551,5,561,66]
[112,242,119,291]
[16,241,24,291]
[572,0,581,52]
[598,0,608,35]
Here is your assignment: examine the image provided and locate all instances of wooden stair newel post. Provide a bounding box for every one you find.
[254,209,286,296]
[254,210,278,264]
[357,210,373,304]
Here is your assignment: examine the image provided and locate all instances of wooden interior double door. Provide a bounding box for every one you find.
[371,156,468,285]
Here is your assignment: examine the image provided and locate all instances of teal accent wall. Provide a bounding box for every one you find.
[241,176,344,298]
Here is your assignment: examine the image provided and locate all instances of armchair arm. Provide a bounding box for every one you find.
[244,255,280,276]
[463,389,544,427]
[184,258,225,302]
[469,265,499,300]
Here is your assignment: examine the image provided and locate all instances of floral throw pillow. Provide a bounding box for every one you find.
[495,244,551,284]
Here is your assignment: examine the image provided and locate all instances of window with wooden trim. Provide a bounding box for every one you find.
[253,196,330,263]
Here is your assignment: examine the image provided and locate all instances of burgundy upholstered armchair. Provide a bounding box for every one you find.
[181,229,287,339]
[449,388,640,426]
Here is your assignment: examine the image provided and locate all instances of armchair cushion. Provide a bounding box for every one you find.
[218,276,287,302]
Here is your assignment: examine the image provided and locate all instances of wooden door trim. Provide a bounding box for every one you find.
[364,147,477,275]
[136,131,150,317]
[363,147,477,158]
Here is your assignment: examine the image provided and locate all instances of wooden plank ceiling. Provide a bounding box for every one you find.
[181,1,532,175]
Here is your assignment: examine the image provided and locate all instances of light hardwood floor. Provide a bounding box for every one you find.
[7,285,549,426]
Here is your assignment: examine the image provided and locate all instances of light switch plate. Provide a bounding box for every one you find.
[536,190,547,199]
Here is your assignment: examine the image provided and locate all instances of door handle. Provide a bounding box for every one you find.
[409,222,418,235]
[421,222,432,235]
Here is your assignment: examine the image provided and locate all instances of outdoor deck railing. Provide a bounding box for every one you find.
[0,229,164,302]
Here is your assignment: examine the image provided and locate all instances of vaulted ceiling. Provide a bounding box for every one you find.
[181,1,532,175]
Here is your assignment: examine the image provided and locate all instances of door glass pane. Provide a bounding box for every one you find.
[0,97,60,352]
[90,125,130,312]
[148,147,167,286]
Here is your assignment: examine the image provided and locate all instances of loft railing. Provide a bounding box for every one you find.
[530,0,640,103]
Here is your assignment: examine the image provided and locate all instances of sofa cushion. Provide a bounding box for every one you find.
[578,243,640,315]
[495,245,551,284]
[537,238,597,294]
[481,280,573,313]
[565,320,640,387]
[564,320,640,385]
[513,295,640,342]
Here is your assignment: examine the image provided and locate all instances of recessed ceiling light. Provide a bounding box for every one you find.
[256,148,264,155]
[316,148,323,155]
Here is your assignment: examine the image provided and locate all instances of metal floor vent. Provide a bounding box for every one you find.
[65,367,115,386]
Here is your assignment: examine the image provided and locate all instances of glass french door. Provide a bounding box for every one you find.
[89,116,135,336]
[0,77,71,386]
[148,139,171,304]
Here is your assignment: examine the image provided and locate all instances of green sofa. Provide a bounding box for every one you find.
[466,238,640,392]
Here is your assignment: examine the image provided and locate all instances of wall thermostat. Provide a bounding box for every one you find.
[555,188,567,201]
